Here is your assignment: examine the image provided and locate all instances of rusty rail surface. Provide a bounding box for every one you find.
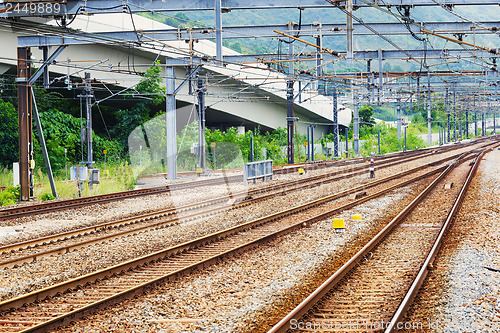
[0,151,455,332]
[0,147,474,269]
[0,139,474,220]
[267,144,495,333]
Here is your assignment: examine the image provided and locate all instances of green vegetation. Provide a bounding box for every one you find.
[206,126,290,167]
[0,186,20,206]
[111,61,166,149]
[0,62,165,203]
[0,161,138,206]
[372,105,397,122]
[359,105,376,127]
[361,124,426,155]
[0,167,13,187]
[0,98,18,167]
[141,12,207,29]
[41,192,56,201]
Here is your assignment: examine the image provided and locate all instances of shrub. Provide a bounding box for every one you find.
[41,192,56,201]
[0,186,20,206]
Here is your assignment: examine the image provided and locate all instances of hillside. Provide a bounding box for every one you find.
[141,5,500,72]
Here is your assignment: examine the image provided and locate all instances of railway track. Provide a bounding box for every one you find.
[267,145,495,333]
[0,145,479,270]
[0,139,477,220]
[0,145,470,332]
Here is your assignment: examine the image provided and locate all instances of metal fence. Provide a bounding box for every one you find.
[243,160,273,185]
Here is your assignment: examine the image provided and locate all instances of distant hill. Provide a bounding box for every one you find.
[141,5,500,72]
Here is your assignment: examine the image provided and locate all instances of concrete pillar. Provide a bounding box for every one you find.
[353,93,359,156]
[166,66,177,180]
[333,86,339,157]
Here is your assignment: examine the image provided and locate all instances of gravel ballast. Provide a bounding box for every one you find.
[56,178,433,333]
[402,148,500,332]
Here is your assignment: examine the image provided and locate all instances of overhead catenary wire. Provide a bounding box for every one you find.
[3,3,497,114]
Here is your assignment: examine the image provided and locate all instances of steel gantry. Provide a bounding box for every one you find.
[7,0,500,198]
[3,0,498,17]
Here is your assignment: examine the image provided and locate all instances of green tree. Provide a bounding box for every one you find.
[34,105,122,171]
[231,41,243,53]
[392,64,404,72]
[134,61,166,105]
[0,99,18,167]
[359,105,376,128]
[112,62,166,150]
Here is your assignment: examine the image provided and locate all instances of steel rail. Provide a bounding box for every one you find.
[0,145,480,267]
[0,139,477,220]
[384,149,490,332]
[0,149,433,251]
[0,156,452,269]
[266,149,483,333]
[0,154,455,332]
[0,149,411,219]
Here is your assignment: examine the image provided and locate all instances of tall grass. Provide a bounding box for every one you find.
[0,161,138,204]
[0,166,13,188]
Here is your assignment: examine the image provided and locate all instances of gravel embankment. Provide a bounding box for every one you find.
[55,177,434,333]
[402,148,500,332]
[0,162,437,301]
[0,143,479,246]
[0,144,482,302]
[0,143,486,332]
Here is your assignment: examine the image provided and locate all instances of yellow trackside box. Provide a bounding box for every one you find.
[352,214,362,220]
[333,218,345,229]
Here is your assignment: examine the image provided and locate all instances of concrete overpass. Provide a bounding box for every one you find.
[0,13,352,139]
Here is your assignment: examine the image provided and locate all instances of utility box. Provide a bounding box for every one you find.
[13,162,20,187]
[190,143,199,155]
[88,169,100,185]
[70,165,88,181]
